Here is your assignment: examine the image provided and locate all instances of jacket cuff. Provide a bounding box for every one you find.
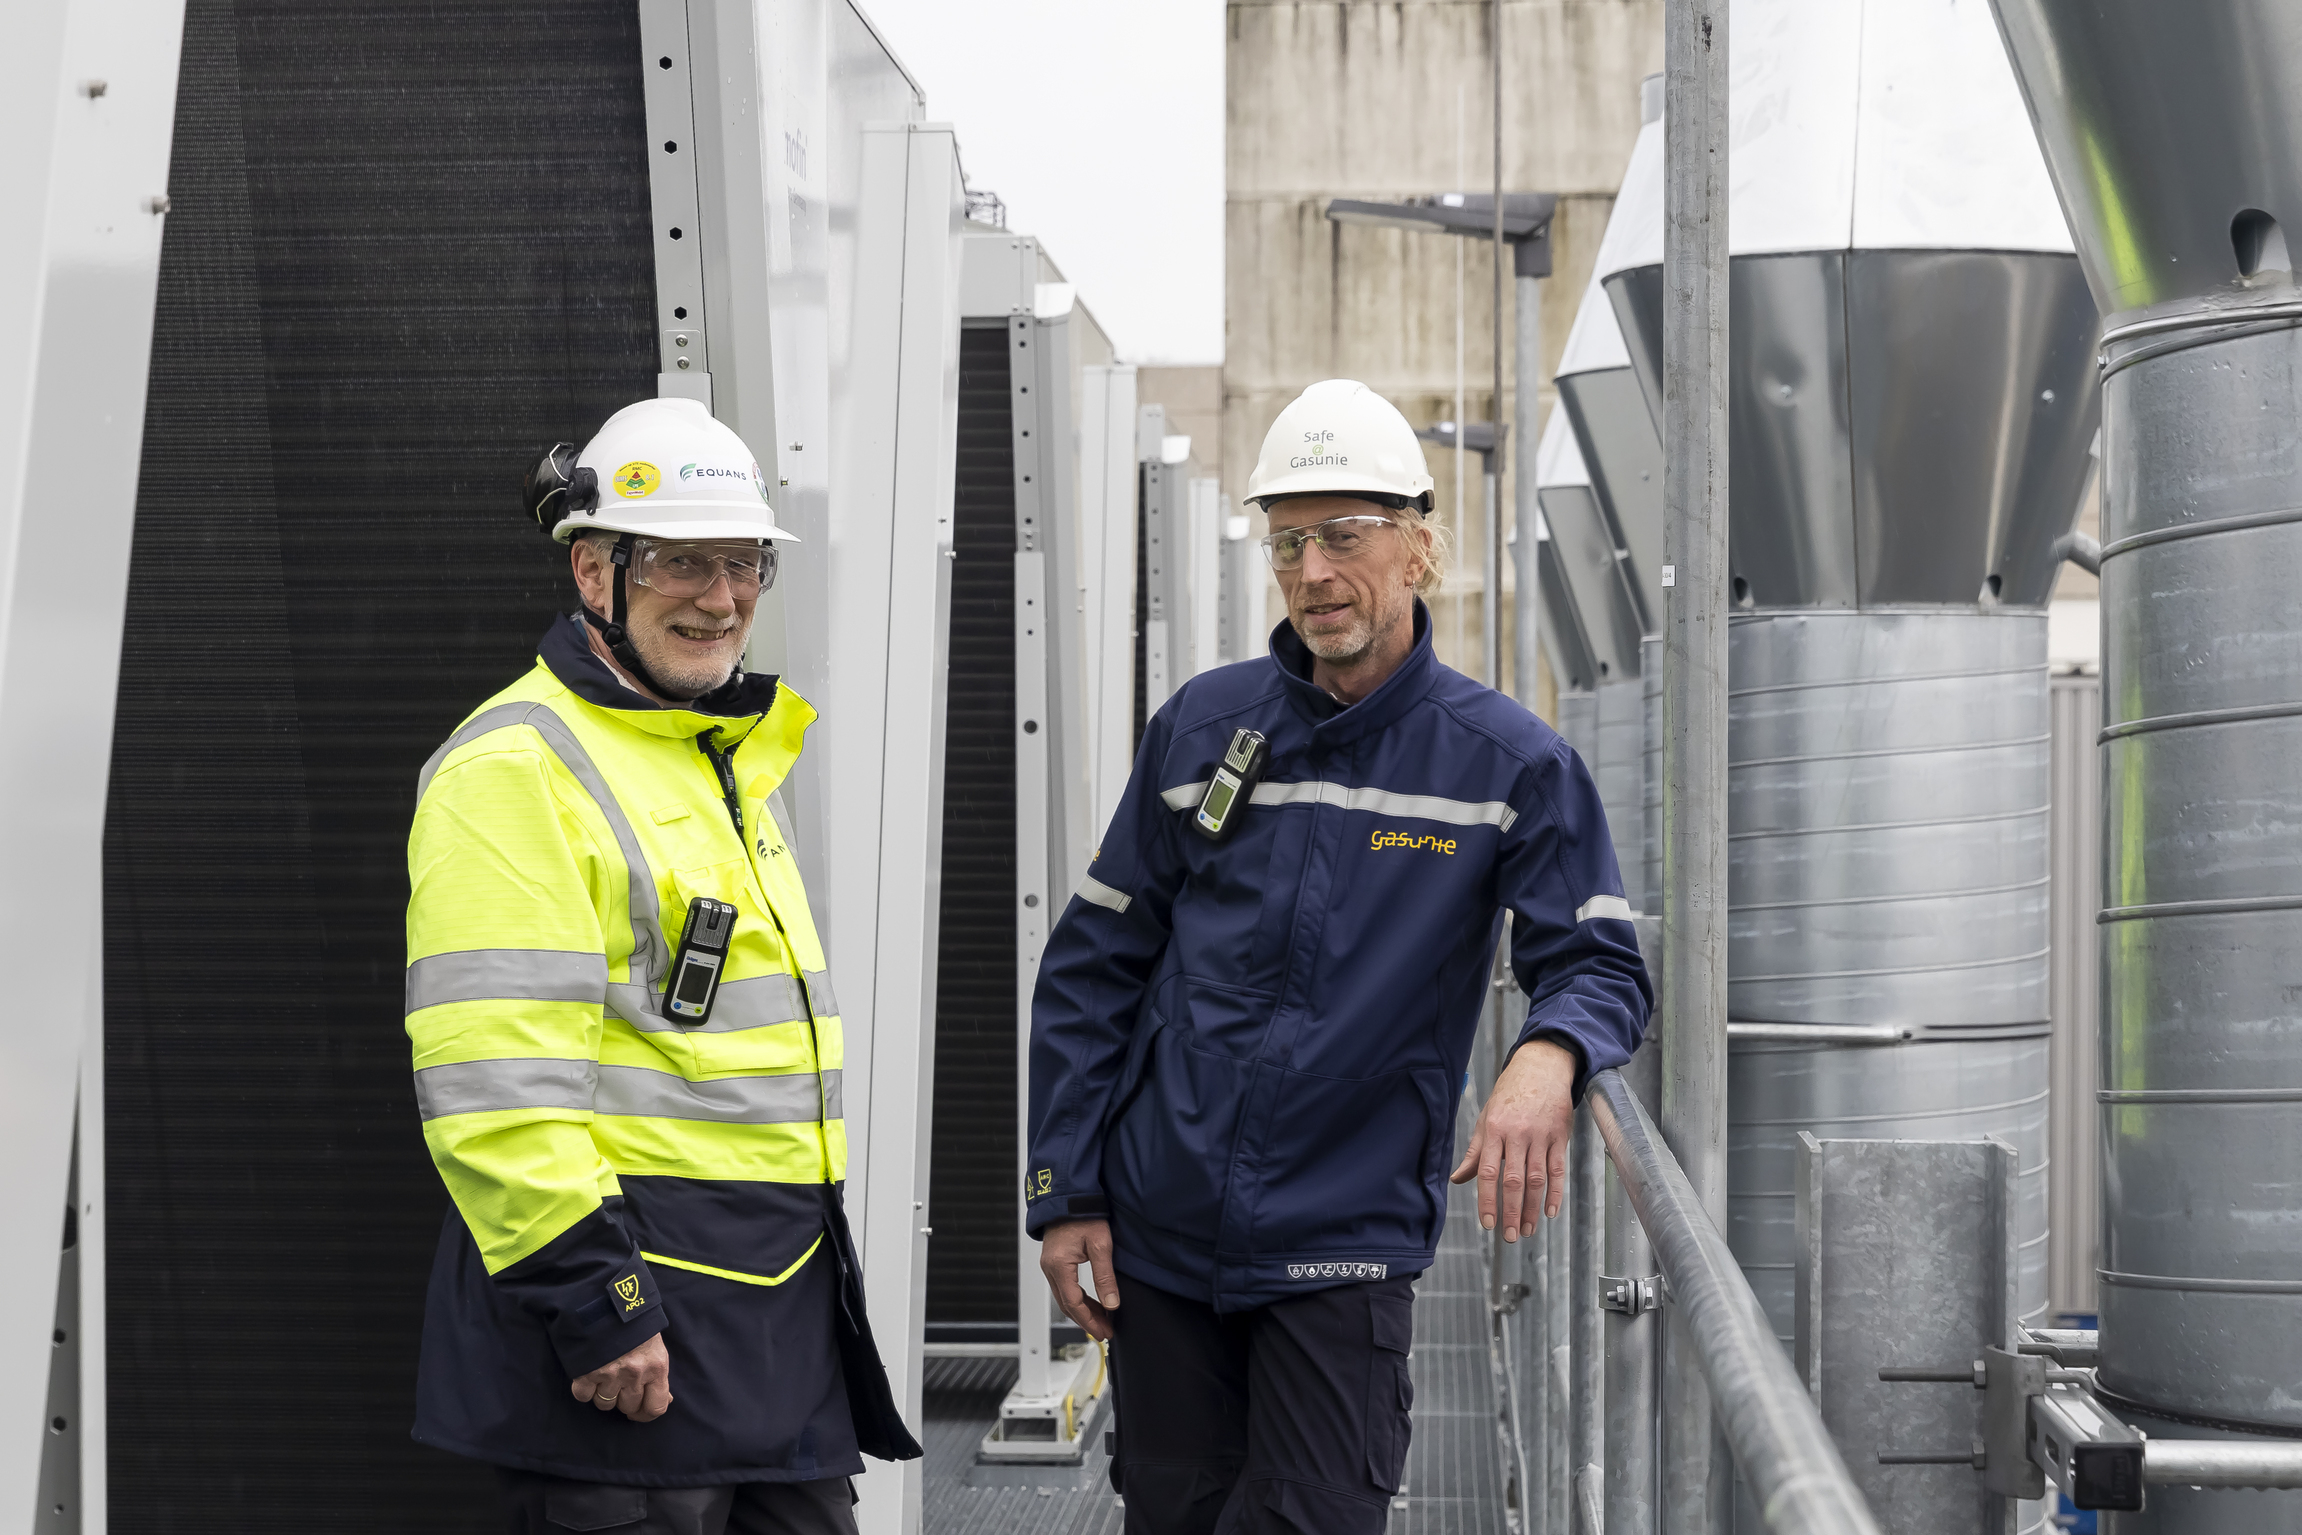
[545,1253,671,1380]
[1024,1189,1108,1240]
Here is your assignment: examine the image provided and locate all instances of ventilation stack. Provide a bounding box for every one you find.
[1600,0,2102,1367]
[1988,5,2302,1527]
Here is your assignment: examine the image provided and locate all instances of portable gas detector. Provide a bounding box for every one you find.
[1192,728,1270,843]
[666,897,737,1024]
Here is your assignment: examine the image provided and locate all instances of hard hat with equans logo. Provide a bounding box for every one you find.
[1244,379,1435,512]
[522,396,800,545]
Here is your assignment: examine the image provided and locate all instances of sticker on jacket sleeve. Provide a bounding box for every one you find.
[1287,1262,1389,1281]
[609,1271,652,1320]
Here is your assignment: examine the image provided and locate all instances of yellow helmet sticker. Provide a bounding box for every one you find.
[614,460,660,498]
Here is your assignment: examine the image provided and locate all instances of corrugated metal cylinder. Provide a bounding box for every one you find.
[1725,611,2054,1340]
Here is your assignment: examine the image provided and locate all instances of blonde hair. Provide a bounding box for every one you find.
[1400,505,1449,597]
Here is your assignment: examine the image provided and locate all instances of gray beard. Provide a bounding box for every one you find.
[625,621,746,700]
[1296,610,1377,662]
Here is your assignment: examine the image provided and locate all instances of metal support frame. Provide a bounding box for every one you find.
[1589,1071,1884,1535]
[1513,272,1544,708]
[5,4,185,1528]
[1137,414,1196,712]
[834,121,965,1535]
[1659,0,1731,1530]
[1078,363,1139,833]
[1572,1100,1605,1525]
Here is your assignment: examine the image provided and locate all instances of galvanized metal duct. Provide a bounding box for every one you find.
[1987,5,2302,1517]
[1726,610,2054,1337]
[1594,14,2099,1530]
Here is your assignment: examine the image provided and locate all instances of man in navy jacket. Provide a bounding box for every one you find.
[1025,380,1651,1535]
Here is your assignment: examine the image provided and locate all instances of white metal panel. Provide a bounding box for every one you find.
[959,230,1038,318]
[1078,364,1140,837]
[0,0,183,1527]
[1727,0,1862,256]
[1010,548,1055,1400]
[690,0,789,664]
[1189,477,1222,682]
[1556,265,1634,379]
[1847,0,2074,253]
[1592,117,1666,281]
[638,0,712,400]
[1535,402,1592,491]
[834,120,961,1535]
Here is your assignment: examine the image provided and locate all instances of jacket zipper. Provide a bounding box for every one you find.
[697,730,745,841]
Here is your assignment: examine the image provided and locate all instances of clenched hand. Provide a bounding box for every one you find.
[1451,1037,1578,1241]
[1039,1218,1121,1341]
[570,1331,673,1422]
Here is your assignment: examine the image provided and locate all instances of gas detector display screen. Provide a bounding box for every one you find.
[1202,775,1238,823]
[672,954,718,1007]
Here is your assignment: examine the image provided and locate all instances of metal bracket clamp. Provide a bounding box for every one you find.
[1877,1343,2147,1510]
[1599,1273,1661,1317]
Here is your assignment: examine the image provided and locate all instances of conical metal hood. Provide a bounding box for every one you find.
[1991,1,2302,317]
[1603,0,2100,610]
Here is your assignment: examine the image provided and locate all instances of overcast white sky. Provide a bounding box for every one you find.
[861,0,1226,365]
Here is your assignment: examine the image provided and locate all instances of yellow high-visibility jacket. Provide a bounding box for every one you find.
[405,616,916,1482]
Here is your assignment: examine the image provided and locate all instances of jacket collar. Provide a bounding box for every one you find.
[1268,599,1438,748]
[537,613,794,747]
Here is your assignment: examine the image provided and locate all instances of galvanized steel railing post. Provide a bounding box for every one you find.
[1571,1097,1605,1521]
[1589,1071,1884,1535]
[1513,272,1543,709]
[1660,0,1730,1530]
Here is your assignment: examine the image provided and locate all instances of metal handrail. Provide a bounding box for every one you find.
[1587,1068,1886,1535]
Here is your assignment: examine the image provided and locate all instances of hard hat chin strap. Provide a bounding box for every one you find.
[580,534,685,700]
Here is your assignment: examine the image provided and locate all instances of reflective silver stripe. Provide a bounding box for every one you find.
[1078,874,1132,914]
[1576,895,1635,924]
[594,1063,839,1125]
[416,700,669,998]
[607,973,810,1036]
[1253,780,1519,831]
[414,1057,597,1120]
[406,949,608,1014]
[1159,778,1517,830]
[804,969,838,1018]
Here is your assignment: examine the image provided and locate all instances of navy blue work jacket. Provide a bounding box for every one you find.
[1025,602,1651,1312]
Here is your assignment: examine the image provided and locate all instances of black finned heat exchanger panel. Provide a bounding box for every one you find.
[103,1,655,1524]
[925,323,1022,1332]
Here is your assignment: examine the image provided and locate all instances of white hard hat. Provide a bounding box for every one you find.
[541,396,799,544]
[1244,379,1435,511]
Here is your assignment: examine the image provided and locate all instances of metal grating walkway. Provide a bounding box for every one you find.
[919,1091,1506,1535]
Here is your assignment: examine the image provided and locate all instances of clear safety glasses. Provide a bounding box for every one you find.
[1259,514,1401,572]
[629,539,779,599]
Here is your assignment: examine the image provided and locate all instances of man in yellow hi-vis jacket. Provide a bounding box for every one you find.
[406,398,919,1533]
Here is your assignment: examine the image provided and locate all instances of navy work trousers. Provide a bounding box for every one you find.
[1107,1273,1417,1535]
[494,1467,856,1535]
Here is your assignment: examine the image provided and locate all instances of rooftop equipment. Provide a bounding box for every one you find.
[1601,0,2101,1524]
[1987,3,2302,1526]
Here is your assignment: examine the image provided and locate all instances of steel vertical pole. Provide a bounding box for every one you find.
[1572,1097,1605,1519]
[1482,467,1501,687]
[1547,1206,1571,1535]
[1660,1,1730,1533]
[1606,1040,1662,1535]
[1513,273,1543,710]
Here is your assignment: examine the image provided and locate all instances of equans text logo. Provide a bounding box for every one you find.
[679,461,752,485]
[1371,829,1456,855]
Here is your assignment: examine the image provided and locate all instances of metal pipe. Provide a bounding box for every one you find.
[1606,1045,1661,1535]
[2143,1441,2302,1490]
[1572,1097,1605,1518]
[1660,0,1730,1530]
[1724,1023,1903,1045]
[1550,1213,1571,1535]
[1514,273,1543,709]
[1483,467,1500,688]
[1490,0,1506,698]
[1588,1070,1885,1535]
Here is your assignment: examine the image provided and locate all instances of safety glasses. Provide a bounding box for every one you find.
[629,539,778,599]
[1259,514,1401,572]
